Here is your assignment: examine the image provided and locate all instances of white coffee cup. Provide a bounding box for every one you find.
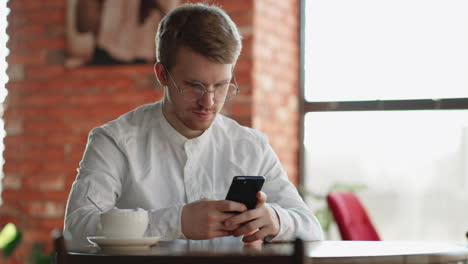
[100,208,149,238]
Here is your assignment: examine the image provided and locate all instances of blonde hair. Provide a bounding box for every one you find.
[156,3,242,70]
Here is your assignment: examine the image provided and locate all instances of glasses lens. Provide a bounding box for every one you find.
[212,83,238,102]
[181,83,205,102]
[180,83,239,102]
[224,84,238,101]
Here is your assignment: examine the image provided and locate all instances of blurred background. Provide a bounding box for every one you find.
[302,0,468,241]
[0,0,467,263]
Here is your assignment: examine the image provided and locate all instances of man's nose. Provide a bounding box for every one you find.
[198,89,215,108]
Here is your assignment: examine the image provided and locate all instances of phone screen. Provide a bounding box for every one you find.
[225,176,265,210]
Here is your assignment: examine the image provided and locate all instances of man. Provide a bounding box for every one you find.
[64,3,323,249]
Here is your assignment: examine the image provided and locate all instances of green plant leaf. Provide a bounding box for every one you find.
[30,243,53,264]
[0,223,18,249]
[1,230,22,259]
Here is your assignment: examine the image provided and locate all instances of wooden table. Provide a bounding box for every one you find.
[306,240,468,264]
[67,239,468,264]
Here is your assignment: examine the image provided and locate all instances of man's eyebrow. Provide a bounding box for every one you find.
[215,79,231,85]
[184,78,231,86]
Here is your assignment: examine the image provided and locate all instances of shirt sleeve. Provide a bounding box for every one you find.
[257,135,324,242]
[63,127,185,250]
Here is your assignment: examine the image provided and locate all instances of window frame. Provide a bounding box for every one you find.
[298,0,468,184]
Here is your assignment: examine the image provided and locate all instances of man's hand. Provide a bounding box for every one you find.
[181,199,247,240]
[224,192,280,243]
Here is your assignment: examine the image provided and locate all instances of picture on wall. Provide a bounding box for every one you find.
[65,0,179,68]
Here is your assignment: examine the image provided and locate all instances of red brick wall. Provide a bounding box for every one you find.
[0,0,300,262]
[252,0,300,184]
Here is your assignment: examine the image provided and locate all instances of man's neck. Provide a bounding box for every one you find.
[161,102,204,139]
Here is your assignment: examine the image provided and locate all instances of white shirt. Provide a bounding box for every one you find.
[64,101,323,249]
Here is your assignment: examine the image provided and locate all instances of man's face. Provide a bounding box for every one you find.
[161,46,233,138]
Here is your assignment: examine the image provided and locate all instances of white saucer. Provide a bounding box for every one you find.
[87,236,160,251]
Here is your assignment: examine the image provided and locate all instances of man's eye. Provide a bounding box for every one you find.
[216,83,230,89]
[188,83,202,88]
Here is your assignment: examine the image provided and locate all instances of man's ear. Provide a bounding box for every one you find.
[154,62,168,86]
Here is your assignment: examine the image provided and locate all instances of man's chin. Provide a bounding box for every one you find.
[184,120,214,132]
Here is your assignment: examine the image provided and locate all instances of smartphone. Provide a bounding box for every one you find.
[225,176,265,211]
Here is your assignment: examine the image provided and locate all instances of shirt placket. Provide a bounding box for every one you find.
[183,141,200,202]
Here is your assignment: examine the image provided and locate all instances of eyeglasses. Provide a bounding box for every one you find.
[164,67,239,102]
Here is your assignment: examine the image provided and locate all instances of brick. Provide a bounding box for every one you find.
[231,11,253,27]
[5,118,23,135]
[234,116,252,127]
[69,151,86,167]
[29,218,64,233]
[22,228,54,244]
[2,174,22,190]
[4,134,46,146]
[68,94,113,106]
[22,201,66,218]
[25,121,70,136]
[23,175,65,192]
[20,9,65,24]
[68,64,153,80]
[111,91,158,104]
[5,107,49,121]
[86,105,139,120]
[3,149,23,163]
[22,94,67,107]
[231,101,252,117]
[45,50,65,64]
[64,78,136,94]
[66,119,106,134]
[0,198,21,214]
[2,190,70,202]
[6,64,25,81]
[6,51,45,65]
[134,73,158,90]
[13,37,65,50]
[3,161,43,175]
[24,65,65,80]
[5,147,64,163]
[7,12,28,27]
[8,0,44,10]
[45,0,66,8]
[45,133,88,145]
[0,215,22,229]
[6,24,46,37]
[234,71,252,87]
[7,78,135,96]
[46,23,65,37]
[234,57,252,73]
[216,0,254,13]
[41,162,76,175]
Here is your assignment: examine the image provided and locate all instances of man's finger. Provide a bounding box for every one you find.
[212,217,241,231]
[219,212,242,224]
[212,230,233,238]
[232,218,265,237]
[224,208,260,227]
[255,191,267,208]
[242,228,269,243]
[221,223,241,231]
[216,200,247,213]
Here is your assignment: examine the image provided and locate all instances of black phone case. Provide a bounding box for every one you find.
[225,176,265,210]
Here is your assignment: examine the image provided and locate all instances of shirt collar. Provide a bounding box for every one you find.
[156,101,214,147]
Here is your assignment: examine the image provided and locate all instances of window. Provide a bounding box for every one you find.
[301,0,468,241]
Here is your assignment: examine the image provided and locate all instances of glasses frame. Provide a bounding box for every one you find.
[163,65,240,103]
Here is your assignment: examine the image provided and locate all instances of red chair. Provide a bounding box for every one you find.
[327,192,380,241]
